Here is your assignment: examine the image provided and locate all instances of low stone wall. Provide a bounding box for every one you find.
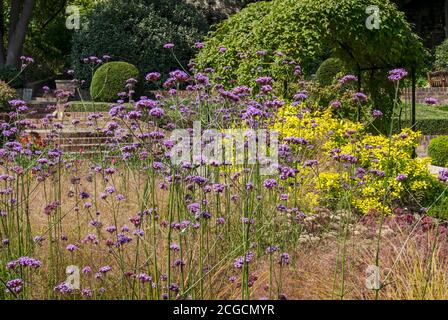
[401,87,448,104]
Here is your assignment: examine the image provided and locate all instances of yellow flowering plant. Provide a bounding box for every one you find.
[274,104,437,215]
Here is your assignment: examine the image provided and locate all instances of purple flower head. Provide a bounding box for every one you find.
[425,97,439,105]
[99,265,111,273]
[145,72,161,82]
[388,68,408,82]
[304,159,319,167]
[396,173,407,182]
[195,42,205,49]
[138,273,152,283]
[8,256,42,269]
[82,266,92,274]
[82,288,93,298]
[54,282,74,294]
[331,100,342,109]
[263,178,277,189]
[6,278,23,294]
[234,251,254,269]
[372,109,383,118]
[187,202,200,214]
[66,244,78,252]
[194,73,209,85]
[163,43,175,49]
[279,252,290,266]
[339,74,358,84]
[169,70,189,82]
[149,107,165,118]
[255,76,272,86]
[79,191,90,199]
[293,91,308,101]
[439,169,448,182]
[353,92,368,102]
[266,246,278,254]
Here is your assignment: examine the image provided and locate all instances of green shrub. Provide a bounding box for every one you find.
[435,39,448,71]
[316,58,344,86]
[71,0,208,86]
[0,81,17,112]
[90,62,139,102]
[0,66,23,88]
[428,136,448,167]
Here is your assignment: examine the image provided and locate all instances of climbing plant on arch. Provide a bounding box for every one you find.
[195,0,425,131]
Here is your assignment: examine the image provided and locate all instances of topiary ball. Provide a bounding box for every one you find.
[90,61,139,102]
[428,136,448,167]
[315,58,344,86]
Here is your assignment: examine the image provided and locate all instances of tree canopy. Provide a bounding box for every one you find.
[71,0,208,85]
[196,0,425,86]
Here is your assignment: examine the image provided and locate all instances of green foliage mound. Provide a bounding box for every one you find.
[316,58,345,86]
[196,0,423,86]
[90,62,139,102]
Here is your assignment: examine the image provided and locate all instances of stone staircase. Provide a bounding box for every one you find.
[22,99,132,155]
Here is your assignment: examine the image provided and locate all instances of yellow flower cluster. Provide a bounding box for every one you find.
[274,105,363,153]
[274,104,435,215]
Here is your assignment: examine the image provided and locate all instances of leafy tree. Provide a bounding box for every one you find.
[0,0,37,67]
[0,0,96,80]
[71,0,208,85]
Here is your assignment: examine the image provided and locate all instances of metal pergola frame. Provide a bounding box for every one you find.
[355,65,417,131]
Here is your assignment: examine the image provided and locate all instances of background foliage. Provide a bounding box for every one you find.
[428,136,448,167]
[71,0,209,86]
[434,39,448,71]
[195,0,425,132]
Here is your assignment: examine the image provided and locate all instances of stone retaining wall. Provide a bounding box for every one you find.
[402,87,448,104]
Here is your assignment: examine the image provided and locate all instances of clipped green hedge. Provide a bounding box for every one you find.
[316,58,344,86]
[428,136,448,167]
[401,120,448,135]
[90,62,139,102]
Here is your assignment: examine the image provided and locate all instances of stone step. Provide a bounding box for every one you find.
[59,143,112,152]
[25,121,112,130]
[58,137,111,144]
